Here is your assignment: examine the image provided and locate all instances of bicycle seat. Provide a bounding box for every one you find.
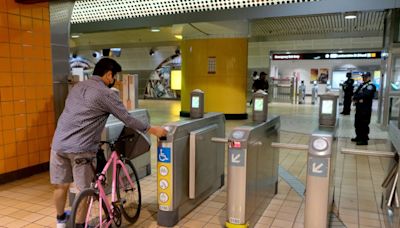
[115,127,151,160]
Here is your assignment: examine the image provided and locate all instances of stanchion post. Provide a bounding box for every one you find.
[304,132,334,228]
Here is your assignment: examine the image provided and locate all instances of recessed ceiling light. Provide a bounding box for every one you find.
[344,12,357,19]
[174,35,183,40]
[151,27,160,32]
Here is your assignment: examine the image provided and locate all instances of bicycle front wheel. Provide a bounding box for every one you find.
[71,188,110,228]
[116,160,141,223]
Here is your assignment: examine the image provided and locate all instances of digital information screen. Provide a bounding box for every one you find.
[192,96,200,108]
[254,98,264,111]
[321,100,333,114]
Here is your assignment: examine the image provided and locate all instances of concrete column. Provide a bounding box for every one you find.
[180,38,248,119]
[49,0,75,120]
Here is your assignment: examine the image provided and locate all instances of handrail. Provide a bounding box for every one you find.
[211,137,230,143]
[271,142,308,151]
[341,148,395,158]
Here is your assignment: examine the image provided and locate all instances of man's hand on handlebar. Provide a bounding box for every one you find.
[148,126,168,138]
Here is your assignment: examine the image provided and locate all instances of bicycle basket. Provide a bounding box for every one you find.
[115,127,151,160]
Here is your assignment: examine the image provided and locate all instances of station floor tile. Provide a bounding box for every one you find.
[0,99,393,227]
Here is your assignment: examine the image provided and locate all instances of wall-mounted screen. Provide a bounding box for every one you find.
[321,100,333,114]
[192,96,200,108]
[254,98,264,111]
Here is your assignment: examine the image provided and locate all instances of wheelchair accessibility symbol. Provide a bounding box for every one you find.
[157,147,171,163]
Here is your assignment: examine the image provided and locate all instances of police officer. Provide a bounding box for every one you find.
[352,72,376,145]
[340,72,354,115]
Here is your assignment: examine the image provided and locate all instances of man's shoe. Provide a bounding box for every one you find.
[56,210,71,228]
[351,138,359,142]
[356,141,368,145]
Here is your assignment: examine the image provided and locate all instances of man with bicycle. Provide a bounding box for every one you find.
[50,58,167,228]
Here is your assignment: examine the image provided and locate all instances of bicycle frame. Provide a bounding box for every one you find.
[86,150,136,228]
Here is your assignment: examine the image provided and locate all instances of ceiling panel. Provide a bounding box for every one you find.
[251,11,385,40]
[71,0,319,24]
[70,11,386,50]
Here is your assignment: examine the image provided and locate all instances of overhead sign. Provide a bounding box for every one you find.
[272,52,381,60]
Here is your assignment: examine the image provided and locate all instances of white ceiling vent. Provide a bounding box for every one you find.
[71,0,318,24]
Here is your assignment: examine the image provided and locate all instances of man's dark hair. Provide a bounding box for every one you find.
[93,58,122,77]
[346,72,352,78]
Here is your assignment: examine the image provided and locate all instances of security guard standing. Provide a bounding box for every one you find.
[352,72,376,145]
[340,72,354,115]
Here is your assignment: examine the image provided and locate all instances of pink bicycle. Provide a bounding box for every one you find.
[70,129,149,228]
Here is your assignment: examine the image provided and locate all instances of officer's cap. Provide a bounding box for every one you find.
[362,72,371,78]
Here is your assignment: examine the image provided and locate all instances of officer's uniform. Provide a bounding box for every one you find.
[352,76,376,145]
[341,76,354,115]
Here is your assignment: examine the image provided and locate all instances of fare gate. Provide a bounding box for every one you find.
[157,112,225,227]
[270,78,297,104]
[212,115,280,228]
[272,128,337,228]
[208,90,279,228]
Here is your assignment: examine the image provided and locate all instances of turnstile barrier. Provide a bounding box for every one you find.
[214,115,280,228]
[272,128,337,228]
[305,130,336,228]
[157,112,225,227]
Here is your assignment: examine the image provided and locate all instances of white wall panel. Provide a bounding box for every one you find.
[248,36,383,69]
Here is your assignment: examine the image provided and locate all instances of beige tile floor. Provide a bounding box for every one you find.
[0,99,394,228]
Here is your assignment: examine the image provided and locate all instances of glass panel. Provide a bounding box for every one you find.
[391,56,400,92]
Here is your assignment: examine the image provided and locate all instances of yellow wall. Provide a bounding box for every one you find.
[181,38,248,114]
[0,0,53,174]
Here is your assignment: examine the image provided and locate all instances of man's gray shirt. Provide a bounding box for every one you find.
[51,76,149,153]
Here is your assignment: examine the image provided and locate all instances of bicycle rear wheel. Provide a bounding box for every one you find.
[71,188,110,227]
[116,160,141,223]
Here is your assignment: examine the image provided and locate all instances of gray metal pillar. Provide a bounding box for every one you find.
[381,9,400,129]
[49,1,75,120]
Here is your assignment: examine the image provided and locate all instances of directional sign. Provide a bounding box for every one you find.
[229,149,245,167]
[308,157,328,177]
